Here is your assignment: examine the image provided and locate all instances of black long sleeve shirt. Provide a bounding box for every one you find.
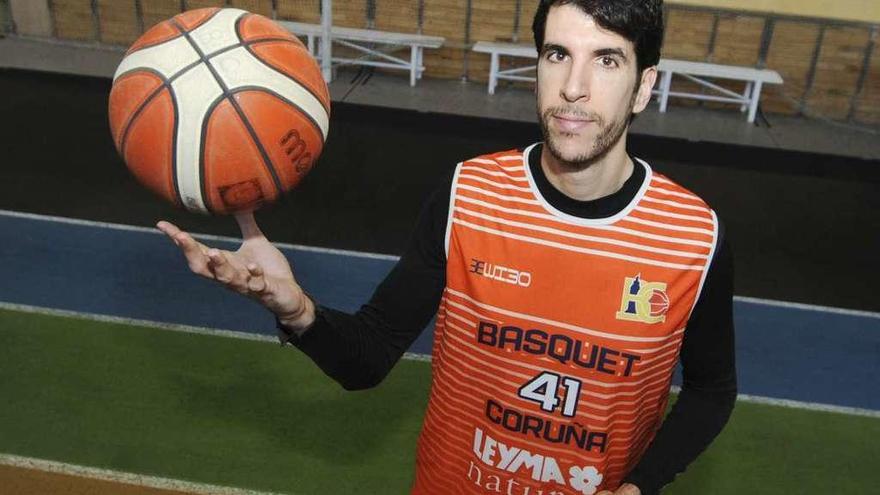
[281,144,737,494]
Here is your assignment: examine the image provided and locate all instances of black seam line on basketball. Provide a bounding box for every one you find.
[172,17,222,213]
[226,15,290,197]
[239,39,332,117]
[115,68,182,208]
[231,14,329,116]
[198,94,228,215]
[200,37,303,66]
[229,86,326,147]
[172,16,285,199]
[161,39,303,91]
[117,57,202,92]
[170,87,183,208]
[180,7,226,35]
[166,58,207,85]
[125,7,225,57]
[234,13,248,44]
[125,33,185,57]
[125,17,186,56]
[118,68,170,158]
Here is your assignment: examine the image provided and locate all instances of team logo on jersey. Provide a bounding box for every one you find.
[469,258,532,287]
[615,274,669,324]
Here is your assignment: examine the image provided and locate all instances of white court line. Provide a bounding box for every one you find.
[670,386,880,419]
[0,209,399,261]
[0,302,430,363]
[0,453,289,495]
[1,302,876,419]
[3,208,879,319]
[0,301,276,343]
[733,296,880,319]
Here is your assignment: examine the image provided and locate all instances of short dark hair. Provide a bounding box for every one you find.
[532,0,664,75]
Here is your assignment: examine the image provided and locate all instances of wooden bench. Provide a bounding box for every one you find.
[472,41,538,96]
[655,59,783,123]
[472,41,783,123]
[280,21,445,86]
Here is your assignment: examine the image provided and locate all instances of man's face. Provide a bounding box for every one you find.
[536,4,655,167]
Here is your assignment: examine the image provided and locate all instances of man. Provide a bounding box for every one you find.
[158,1,736,493]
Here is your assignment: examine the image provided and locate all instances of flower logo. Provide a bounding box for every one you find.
[568,465,603,495]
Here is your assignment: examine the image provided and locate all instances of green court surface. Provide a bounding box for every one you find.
[1,308,877,494]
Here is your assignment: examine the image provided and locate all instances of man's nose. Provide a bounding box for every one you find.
[561,61,591,103]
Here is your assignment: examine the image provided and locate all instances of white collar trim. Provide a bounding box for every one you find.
[522,142,653,226]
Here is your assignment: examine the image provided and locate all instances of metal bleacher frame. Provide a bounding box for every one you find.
[280,20,444,87]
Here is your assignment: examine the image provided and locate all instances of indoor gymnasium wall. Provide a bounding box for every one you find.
[229,0,274,18]
[50,0,94,41]
[329,0,368,29]
[803,26,872,120]
[464,0,536,86]
[647,4,878,123]
[0,1,7,35]
[372,0,419,33]
[96,0,140,46]
[696,14,764,111]
[517,0,539,46]
[761,21,822,115]
[140,1,185,33]
[12,0,880,125]
[184,1,226,10]
[668,1,879,123]
[421,0,467,80]
[467,0,518,82]
[852,42,880,123]
[659,8,714,108]
[5,0,52,37]
[276,1,320,23]
[671,0,880,24]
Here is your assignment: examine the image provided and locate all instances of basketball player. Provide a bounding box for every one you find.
[159,1,736,493]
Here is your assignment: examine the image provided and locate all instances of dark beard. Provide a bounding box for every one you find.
[538,100,633,171]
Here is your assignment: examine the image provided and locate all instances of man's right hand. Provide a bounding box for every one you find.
[156,213,316,332]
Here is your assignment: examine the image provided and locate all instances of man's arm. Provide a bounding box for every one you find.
[279,177,453,390]
[622,229,737,495]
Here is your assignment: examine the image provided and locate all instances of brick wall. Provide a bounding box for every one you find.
[39,0,879,124]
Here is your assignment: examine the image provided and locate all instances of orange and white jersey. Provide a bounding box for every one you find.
[412,144,719,494]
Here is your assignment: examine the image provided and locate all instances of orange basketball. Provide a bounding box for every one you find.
[108,8,330,215]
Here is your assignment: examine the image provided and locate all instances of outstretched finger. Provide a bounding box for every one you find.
[158,221,202,253]
[158,221,211,276]
[156,220,180,237]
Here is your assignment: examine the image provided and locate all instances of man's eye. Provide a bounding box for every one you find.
[600,56,618,68]
[547,50,566,62]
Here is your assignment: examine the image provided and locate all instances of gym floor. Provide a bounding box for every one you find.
[1,67,877,311]
[0,63,878,494]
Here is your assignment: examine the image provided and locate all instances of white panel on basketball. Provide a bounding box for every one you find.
[113,36,201,82]
[210,47,330,140]
[169,64,225,214]
[189,8,248,57]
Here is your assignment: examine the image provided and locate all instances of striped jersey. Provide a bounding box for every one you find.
[411,144,719,494]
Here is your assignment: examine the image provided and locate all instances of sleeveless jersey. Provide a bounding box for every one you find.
[411,144,719,494]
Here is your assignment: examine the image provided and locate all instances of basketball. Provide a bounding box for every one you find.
[108,8,330,215]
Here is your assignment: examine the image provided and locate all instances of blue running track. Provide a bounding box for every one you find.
[1,210,878,411]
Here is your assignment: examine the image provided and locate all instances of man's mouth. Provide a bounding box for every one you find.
[552,114,595,133]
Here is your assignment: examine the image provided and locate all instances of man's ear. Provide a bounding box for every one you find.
[632,66,658,114]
